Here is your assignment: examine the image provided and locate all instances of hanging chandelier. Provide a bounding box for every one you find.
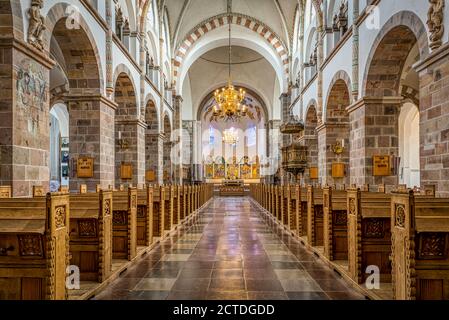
[213,14,247,122]
[222,127,239,145]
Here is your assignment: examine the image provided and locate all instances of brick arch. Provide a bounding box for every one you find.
[45,2,104,94]
[0,0,24,38]
[145,99,159,134]
[113,64,139,119]
[114,71,138,121]
[162,112,172,135]
[362,11,429,97]
[324,70,352,123]
[173,13,289,87]
[143,93,160,131]
[305,101,318,133]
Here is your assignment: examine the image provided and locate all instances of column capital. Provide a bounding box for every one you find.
[64,94,118,110]
[346,96,403,114]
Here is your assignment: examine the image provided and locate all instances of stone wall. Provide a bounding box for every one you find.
[417,44,449,197]
[68,96,116,191]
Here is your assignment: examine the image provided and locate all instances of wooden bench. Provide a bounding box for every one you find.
[307,186,324,247]
[323,186,348,262]
[68,191,113,282]
[287,185,301,234]
[151,186,165,241]
[0,193,70,300]
[347,188,392,285]
[112,188,137,261]
[391,191,449,300]
[137,186,154,247]
[172,185,180,227]
[162,186,174,237]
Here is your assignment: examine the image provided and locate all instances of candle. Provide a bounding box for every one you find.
[341,139,345,148]
[118,131,122,139]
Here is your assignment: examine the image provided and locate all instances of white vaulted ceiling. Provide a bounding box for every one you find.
[166,0,294,51]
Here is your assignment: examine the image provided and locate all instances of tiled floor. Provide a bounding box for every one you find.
[94,196,366,300]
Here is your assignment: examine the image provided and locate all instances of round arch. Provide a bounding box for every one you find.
[44,2,105,93]
[362,11,430,97]
[176,32,286,96]
[113,64,140,117]
[173,14,289,92]
[324,70,352,122]
[195,83,271,122]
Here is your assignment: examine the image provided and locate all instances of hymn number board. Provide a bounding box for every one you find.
[373,155,391,176]
[77,157,94,178]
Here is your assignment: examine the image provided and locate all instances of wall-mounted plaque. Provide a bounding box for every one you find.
[121,163,133,180]
[309,167,318,180]
[332,163,345,178]
[373,155,390,176]
[145,170,155,182]
[77,157,94,178]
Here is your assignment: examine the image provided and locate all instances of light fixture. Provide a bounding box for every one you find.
[222,127,239,145]
[212,13,247,122]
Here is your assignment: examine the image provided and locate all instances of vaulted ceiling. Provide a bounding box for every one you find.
[168,0,298,51]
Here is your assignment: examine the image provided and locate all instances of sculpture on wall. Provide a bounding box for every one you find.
[27,0,45,51]
[427,0,445,50]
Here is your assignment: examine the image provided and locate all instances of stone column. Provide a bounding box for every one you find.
[279,93,291,184]
[415,44,449,197]
[105,0,114,98]
[317,123,350,187]
[146,133,164,185]
[347,97,402,188]
[0,42,54,196]
[182,120,194,183]
[115,119,145,186]
[66,95,117,191]
[173,95,183,184]
[267,119,281,183]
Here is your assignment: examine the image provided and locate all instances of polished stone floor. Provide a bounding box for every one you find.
[94,197,365,300]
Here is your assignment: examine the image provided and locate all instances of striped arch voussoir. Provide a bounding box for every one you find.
[172,14,290,87]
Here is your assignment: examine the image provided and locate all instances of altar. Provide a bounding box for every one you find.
[219,179,245,196]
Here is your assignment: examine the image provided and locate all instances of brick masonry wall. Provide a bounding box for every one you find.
[11,50,50,196]
[348,98,401,187]
[418,45,449,197]
[68,97,115,191]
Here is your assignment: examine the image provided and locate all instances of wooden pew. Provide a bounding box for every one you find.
[137,186,154,247]
[0,193,70,300]
[179,185,186,222]
[172,185,180,227]
[347,188,392,285]
[162,186,173,237]
[0,186,11,198]
[391,191,449,300]
[281,185,289,227]
[299,187,308,238]
[151,186,165,242]
[288,185,301,234]
[323,186,348,262]
[307,186,324,247]
[112,188,137,261]
[69,191,113,282]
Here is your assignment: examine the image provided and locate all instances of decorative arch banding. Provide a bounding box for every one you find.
[173,13,289,87]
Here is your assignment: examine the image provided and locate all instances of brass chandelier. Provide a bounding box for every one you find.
[213,15,247,122]
[222,127,239,145]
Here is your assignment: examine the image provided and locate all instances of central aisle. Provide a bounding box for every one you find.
[95,197,365,300]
